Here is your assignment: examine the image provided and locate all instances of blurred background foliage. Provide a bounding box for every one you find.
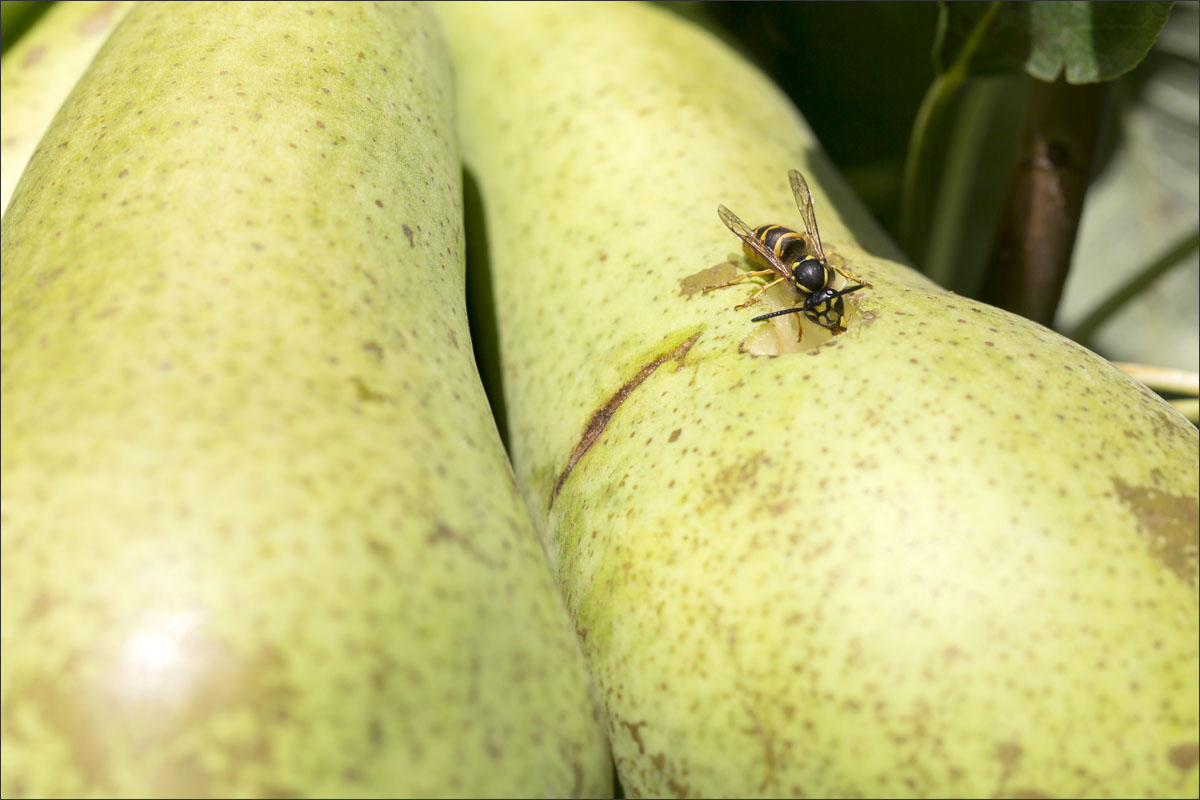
[0,0,49,53]
[664,1,1199,375]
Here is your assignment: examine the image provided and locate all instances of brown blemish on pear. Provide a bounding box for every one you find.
[439,2,1198,796]
[1168,743,1199,774]
[1,3,611,796]
[1112,479,1198,587]
[551,331,701,508]
[678,262,738,298]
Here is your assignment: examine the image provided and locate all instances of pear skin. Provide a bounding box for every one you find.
[1,1,135,217]
[0,2,611,796]
[436,2,1199,796]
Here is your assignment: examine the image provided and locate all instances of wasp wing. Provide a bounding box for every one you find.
[717,204,792,283]
[788,169,826,263]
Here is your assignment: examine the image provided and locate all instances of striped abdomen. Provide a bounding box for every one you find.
[745,224,807,268]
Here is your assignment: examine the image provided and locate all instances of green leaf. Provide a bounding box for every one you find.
[935,1,1029,77]
[935,1,1173,83]
[1027,2,1174,83]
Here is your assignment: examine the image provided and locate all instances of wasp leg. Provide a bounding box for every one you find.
[826,251,872,289]
[734,276,788,310]
[700,269,775,294]
[833,266,871,289]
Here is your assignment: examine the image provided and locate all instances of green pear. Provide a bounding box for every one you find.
[0,2,611,797]
[1,0,134,217]
[436,2,1199,797]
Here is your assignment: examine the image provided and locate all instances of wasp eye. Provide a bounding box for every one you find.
[792,257,827,292]
[828,295,845,320]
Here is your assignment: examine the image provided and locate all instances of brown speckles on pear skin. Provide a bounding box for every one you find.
[440,1,1198,797]
[1,2,610,797]
[426,523,500,568]
[21,46,47,68]
[79,2,126,35]
[703,450,766,509]
[361,340,383,361]
[351,376,390,403]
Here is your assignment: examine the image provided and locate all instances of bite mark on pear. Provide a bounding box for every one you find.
[550,331,702,509]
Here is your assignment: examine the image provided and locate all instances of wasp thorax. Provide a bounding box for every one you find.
[791,257,828,294]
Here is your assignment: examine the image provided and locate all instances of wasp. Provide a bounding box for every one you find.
[705,169,871,341]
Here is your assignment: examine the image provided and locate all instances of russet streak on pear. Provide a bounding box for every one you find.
[437,2,1200,797]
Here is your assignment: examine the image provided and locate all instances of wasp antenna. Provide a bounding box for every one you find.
[835,284,867,298]
[750,307,808,322]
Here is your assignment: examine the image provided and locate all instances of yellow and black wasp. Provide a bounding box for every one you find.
[705,169,871,341]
